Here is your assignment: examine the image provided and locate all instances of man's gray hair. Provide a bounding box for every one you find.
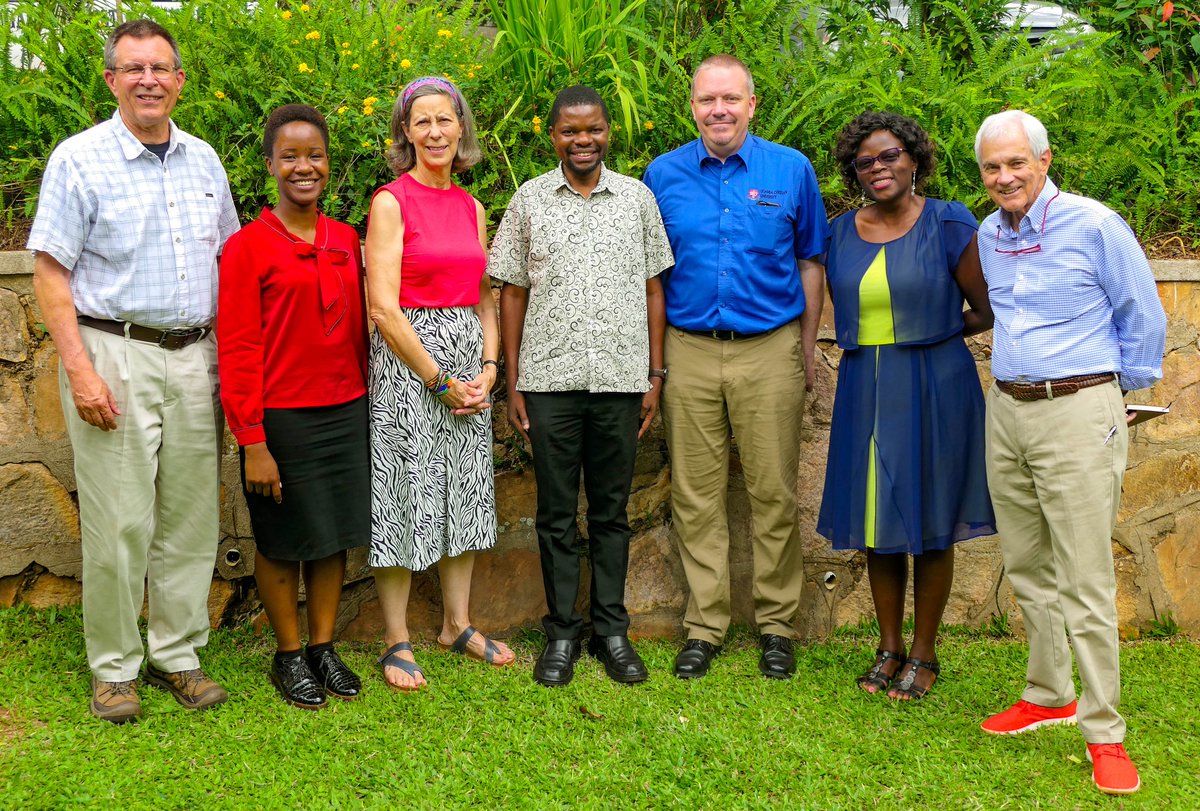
[974,110,1050,164]
[103,19,182,71]
[691,54,755,98]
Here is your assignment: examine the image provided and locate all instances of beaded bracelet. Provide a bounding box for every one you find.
[424,370,443,390]
[428,370,453,398]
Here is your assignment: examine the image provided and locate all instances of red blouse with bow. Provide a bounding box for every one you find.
[217,207,368,446]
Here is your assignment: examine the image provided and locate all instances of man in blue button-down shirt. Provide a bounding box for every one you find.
[642,54,828,681]
[974,110,1166,796]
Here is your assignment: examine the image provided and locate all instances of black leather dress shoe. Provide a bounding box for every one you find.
[759,634,796,679]
[271,653,327,710]
[534,638,581,687]
[306,645,362,700]
[588,635,649,684]
[673,639,721,679]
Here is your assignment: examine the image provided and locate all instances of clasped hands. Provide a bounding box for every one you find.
[438,369,495,417]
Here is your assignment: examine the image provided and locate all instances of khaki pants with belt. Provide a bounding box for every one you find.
[662,322,806,644]
[63,325,223,682]
[985,380,1128,743]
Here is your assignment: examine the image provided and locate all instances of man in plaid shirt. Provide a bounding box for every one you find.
[28,18,239,723]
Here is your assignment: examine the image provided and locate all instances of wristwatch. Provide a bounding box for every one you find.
[649,368,668,381]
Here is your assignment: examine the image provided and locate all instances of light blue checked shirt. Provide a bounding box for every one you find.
[28,110,239,330]
[979,179,1166,391]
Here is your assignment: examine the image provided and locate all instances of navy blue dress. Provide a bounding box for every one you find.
[817,199,995,554]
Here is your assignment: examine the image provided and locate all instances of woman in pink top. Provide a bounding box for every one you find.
[366,76,514,690]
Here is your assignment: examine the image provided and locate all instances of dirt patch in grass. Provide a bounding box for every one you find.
[0,706,46,746]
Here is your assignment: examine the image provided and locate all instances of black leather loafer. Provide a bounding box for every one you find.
[271,653,327,710]
[534,638,582,687]
[588,635,649,684]
[673,639,721,679]
[758,633,796,679]
[306,645,362,700]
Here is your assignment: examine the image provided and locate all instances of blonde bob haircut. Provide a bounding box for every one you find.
[387,77,482,175]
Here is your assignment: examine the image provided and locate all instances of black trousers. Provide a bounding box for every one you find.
[524,391,642,640]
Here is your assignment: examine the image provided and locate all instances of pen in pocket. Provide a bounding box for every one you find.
[1104,425,1118,445]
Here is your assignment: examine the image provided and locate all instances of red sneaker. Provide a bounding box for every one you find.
[1087,743,1140,795]
[981,699,1078,735]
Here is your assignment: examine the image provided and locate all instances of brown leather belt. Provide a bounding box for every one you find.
[77,315,210,350]
[996,373,1116,401]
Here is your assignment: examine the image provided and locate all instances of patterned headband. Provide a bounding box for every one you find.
[401,76,463,114]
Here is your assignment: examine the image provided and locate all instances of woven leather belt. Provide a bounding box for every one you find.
[996,373,1116,401]
[677,325,778,341]
[77,315,210,350]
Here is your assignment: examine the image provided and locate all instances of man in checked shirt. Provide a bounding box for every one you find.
[973,109,1166,795]
[28,19,239,723]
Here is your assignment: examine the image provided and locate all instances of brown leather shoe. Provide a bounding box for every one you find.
[144,664,228,710]
[91,678,141,724]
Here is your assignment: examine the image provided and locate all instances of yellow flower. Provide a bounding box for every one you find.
[213,90,225,99]
[337,105,349,114]
[644,120,654,130]
[384,138,393,146]
[280,10,292,19]
[297,62,313,73]
[363,106,375,116]
[363,96,379,105]
[362,141,371,148]
[291,39,299,45]
[328,194,339,203]
[532,123,542,134]
[532,116,542,125]
[300,3,310,10]
[467,71,475,79]
[370,39,378,47]
[305,30,320,40]
[341,41,349,48]
[351,63,360,70]
[436,29,453,38]
[400,58,412,69]
[436,11,444,17]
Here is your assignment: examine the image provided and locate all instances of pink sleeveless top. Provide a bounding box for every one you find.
[373,173,485,308]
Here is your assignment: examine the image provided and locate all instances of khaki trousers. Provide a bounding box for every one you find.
[985,380,1128,743]
[63,325,223,681]
[662,322,806,644]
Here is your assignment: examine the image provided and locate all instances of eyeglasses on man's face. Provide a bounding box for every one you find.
[850,147,906,173]
[112,62,178,79]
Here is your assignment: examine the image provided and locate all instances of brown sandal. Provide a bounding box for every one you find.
[888,657,940,701]
[857,649,906,693]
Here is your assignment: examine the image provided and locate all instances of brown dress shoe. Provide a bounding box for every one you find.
[91,678,141,724]
[144,664,228,710]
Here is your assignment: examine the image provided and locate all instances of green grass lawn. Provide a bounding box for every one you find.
[1,605,1196,810]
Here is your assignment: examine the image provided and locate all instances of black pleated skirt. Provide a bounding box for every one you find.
[241,395,371,561]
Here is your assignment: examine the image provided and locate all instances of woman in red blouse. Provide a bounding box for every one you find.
[218,105,370,709]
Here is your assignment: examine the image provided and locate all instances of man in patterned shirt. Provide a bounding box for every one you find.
[974,110,1166,795]
[490,85,673,687]
[28,19,239,723]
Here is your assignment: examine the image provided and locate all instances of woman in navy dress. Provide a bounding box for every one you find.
[817,111,996,700]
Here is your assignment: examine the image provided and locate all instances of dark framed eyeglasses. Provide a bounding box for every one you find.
[849,147,906,173]
[994,191,1060,256]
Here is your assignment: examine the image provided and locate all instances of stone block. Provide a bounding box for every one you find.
[0,377,32,448]
[0,288,29,362]
[0,574,20,607]
[1120,450,1200,519]
[495,470,538,550]
[1154,515,1200,631]
[207,578,238,628]
[0,463,81,578]
[30,344,65,441]
[22,571,81,608]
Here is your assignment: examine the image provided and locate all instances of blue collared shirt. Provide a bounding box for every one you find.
[978,178,1166,391]
[643,134,828,333]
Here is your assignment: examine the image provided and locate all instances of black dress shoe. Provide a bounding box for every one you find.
[534,638,581,687]
[759,634,796,679]
[588,635,649,684]
[673,639,721,679]
[306,645,362,700]
[271,652,327,709]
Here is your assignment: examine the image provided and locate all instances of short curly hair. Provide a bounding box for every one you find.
[834,111,936,193]
[262,104,328,158]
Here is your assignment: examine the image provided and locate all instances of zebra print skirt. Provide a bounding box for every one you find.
[368,306,496,570]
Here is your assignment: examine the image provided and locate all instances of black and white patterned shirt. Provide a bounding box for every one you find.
[488,164,673,393]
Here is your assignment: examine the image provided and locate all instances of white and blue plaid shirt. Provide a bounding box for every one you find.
[979,179,1166,391]
[28,109,239,330]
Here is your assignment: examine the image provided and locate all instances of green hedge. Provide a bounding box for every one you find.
[2,0,1197,243]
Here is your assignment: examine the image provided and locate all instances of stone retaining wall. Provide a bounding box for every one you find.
[2,250,1197,640]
